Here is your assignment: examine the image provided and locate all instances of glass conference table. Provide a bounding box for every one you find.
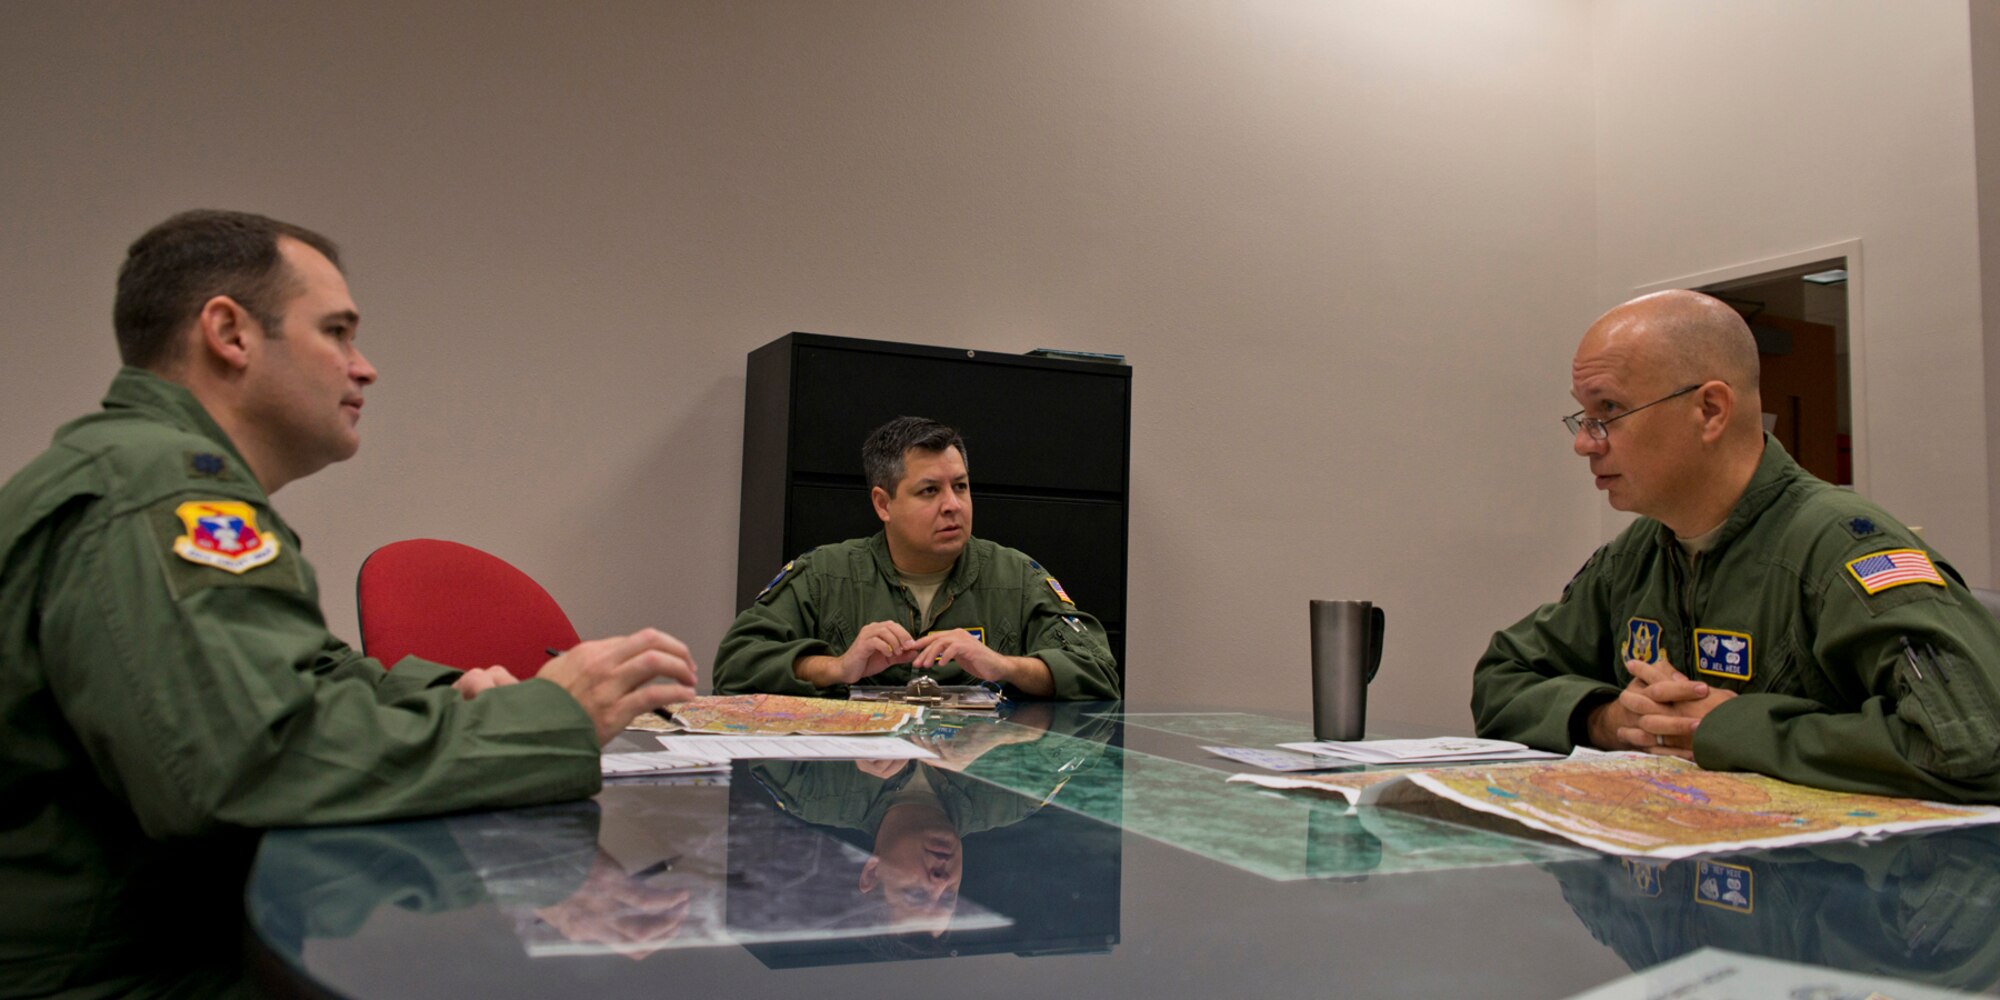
[247,702,2000,999]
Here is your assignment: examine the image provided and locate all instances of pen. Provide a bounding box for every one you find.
[1922,642,1952,685]
[1900,637,1925,680]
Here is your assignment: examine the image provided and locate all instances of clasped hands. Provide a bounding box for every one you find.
[1586,656,1736,759]
[829,620,1014,684]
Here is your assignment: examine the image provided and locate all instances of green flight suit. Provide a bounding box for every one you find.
[0,369,601,999]
[713,533,1122,701]
[1473,436,2000,802]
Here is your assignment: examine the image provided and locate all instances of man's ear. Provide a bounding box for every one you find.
[1696,380,1734,443]
[858,856,881,895]
[193,294,258,371]
[871,486,893,524]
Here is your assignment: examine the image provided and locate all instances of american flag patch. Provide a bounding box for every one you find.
[1845,549,1945,595]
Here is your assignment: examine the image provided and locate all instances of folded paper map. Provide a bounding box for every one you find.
[633,693,923,736]
[1230,750,2000,859]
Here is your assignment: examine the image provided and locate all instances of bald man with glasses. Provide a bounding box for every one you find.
[1472,290,2000,803]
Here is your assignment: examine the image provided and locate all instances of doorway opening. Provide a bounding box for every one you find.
[1637,239,1865,493]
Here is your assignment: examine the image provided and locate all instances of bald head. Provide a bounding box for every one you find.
[1584,290,1760,394]
[1569,290,1768,534]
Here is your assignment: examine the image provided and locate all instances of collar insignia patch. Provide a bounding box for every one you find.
[171,500,278,574]
[1694,628,1752,681]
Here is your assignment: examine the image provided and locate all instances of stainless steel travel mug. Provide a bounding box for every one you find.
[1309,599,1385,741]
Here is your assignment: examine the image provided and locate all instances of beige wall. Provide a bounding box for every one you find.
[0,1,1986,732]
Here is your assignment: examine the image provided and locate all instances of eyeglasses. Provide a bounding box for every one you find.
[1563,384,1702,440]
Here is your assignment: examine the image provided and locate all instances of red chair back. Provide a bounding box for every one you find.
[357,539,580,679]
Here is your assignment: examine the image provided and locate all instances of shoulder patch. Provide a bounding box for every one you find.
[1561,546,1606,602]
[1045,576,1074,605]
[756,552,813,604]
[1846,549,1945,596]
[170,500,279,574]
[1842,516,1879,540]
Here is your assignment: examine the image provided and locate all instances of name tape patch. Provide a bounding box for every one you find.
[1693,628,1752,681]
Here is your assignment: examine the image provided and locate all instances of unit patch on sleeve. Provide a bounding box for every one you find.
[1846,549,1945,596]
[755,559,798,603]
[1693,859,1753,914]
[170,500,279,574]
[1693,628,1752,681]
[1046,577,1074,605]
[1623,617,1663,665]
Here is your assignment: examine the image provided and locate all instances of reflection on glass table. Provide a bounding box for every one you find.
[1545,824,2000,993]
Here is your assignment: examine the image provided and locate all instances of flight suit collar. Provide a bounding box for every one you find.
[100,365,260,492]
[1650,433,1803,558]
[865,530,985,595]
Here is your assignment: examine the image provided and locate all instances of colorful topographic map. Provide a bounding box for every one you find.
[1232,751,2000,858]
[643,693,922,735]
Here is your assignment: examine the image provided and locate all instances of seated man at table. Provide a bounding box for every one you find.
[0,210,698,998]
[714,416,1121,700]
[1472,289,2000,803]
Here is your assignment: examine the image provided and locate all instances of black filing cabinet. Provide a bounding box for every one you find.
[736,333,1132,681]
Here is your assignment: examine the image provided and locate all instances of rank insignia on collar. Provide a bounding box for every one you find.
[1623,617,1662,665]
[171,500,279,574]
[1694,628,1752,681]
[1046,577,1074,605]
[1693,859,1752,914]
[1846,549,1944,595]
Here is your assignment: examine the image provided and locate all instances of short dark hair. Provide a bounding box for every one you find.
[863,417,968,495]
[114,209,343,370]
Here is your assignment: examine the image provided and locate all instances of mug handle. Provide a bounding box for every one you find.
[1364,606,1386,683]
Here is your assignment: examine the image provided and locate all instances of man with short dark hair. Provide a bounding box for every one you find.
[1473,290,2000,802]
[0,210,699,997]
[714,416,1121,700]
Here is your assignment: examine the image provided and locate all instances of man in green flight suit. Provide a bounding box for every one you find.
[0,210,700,998]
[714,416,1121,701]
[1473,289,2000,802]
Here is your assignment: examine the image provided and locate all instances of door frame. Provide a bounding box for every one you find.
[1634,238,1867,496]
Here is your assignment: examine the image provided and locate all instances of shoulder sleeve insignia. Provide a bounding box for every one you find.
[1843,516,1879,540]
[755,558,799,603]
[1046,576,1074,605]
[1846,548,1945,595]
[170,500,279,574]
